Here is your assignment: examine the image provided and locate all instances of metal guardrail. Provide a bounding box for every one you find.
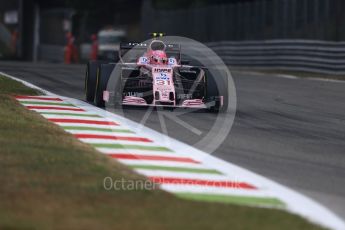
[206,40,345,75]
[37,40,345,76]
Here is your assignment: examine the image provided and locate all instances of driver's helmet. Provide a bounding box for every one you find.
[149,50,168,65]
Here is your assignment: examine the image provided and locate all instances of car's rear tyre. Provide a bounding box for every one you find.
[205,68,229,113]
[95,63,116,107]
[85,60,107,102]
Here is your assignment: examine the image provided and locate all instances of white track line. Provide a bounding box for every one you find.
[160,184,275,198]
[134,169,235,181]
[77,139,156,146]
[95,148,175,156]
[40,114,106,121]
[65,130,136,136]
[22,103,77,108]
[118,159,211,169]
[55,123,120,129]
[28,108,88,113]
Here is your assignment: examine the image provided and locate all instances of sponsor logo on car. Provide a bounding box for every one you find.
[128,42,147,47]
[156,73,169,80]
[138,57,149,64]
[125,92,144,97]
[154,68,172,73]
[168,58,176,65]
[177,94,193,99]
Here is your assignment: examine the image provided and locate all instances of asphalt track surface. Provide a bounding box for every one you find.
[1,61,345,221]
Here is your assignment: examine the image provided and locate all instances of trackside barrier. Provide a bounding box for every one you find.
[205,40,345,75]
[37,39,345,76]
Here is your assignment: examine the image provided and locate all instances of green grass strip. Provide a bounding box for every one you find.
[176,193,285,208]
[20,101,75,107]
[61,126,133,133]
[92,143,172,152]
[40,112,100,117]
[130,164,223,175]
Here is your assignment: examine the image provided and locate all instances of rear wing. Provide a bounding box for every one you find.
[119,42,181,63]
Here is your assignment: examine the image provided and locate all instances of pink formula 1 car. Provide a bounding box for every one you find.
[85,36,228,112]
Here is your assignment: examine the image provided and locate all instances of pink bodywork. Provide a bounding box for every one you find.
[121,56,206,108]
[104,43,207,108]
[151,66,175,105]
